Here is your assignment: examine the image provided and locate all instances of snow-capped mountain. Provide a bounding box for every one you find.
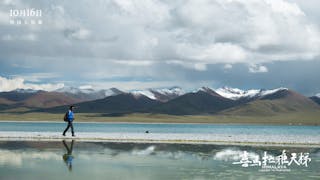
[55,86,184,102]
[104,88,124,97]
[131,86,291,102]
[197,87,226,97]
[55,86,123,101]
[149,87,184,102]
[131,87,184,102]
[4,86,294,104]
[3,85,319,116]
[13,88,40,93]
[131,90,157,99]
[215,87,289,100]
[215,87,260,100]
[56,86,102,94]
[152,87,184,96]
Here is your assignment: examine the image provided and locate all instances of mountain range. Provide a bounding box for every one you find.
[0,86,319,116]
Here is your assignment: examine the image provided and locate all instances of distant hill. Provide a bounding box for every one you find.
[56,87,123,101]
[129,87,184,102]
[21,91,81,108]
[0,97,15,105]
[0,87,123,111]
[149,87,236,115]
[43,93,160,114]
[221,89,320,116]
[1,87,320,117]
[0,90,81,111]
[0,89,37,102]
[149,87,184,102]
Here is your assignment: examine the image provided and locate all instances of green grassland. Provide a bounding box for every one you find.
[0,112,319,125]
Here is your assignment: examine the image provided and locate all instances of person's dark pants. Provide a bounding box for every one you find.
[63,121,74,136]
[63,140,74,154]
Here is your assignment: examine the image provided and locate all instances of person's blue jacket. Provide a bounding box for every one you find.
[67,110,74,122]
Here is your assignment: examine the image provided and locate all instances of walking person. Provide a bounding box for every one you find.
[63,105,75,136]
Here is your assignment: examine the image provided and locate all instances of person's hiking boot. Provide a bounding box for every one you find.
[72,134,75,137]
[62,133,66,136]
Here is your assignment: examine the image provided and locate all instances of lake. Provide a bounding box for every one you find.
[0,121,319,136]
[0,122,319,179]
[0,141,319,180]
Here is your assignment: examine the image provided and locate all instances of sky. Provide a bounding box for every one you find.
[0,0,319,95]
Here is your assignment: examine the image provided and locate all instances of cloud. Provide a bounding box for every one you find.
[176,43,247,63]
[112,60,154,66]
[10,73,60,82]
[88,79,214,91]
[0,0,320,94]
[224,64,233,70]
[0,76,64,92]
[248,64,269,73]
[165,60,207,71]
[194,63,207,71]
[0,149,61,167]
[266,0,304,16]
[64,27,91,40]
[0,10,10,25]
[173,0,320,62]
[1,33,38,41]
[0,0,319,65]
[79,85,93,89]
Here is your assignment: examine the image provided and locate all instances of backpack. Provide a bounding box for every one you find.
[63,111,69,122]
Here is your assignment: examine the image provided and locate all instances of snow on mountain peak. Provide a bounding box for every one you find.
[13,88,39,93]
[260,87,288,97]
[197,86,214,93]
[215,87,289,100]
[131,90,156,100]
[153,87,184,95]
[215,87,260,100]
[55,86,122,99]
[130,87,184,100]
[315,93,320,98]
[56,86,95,94]
[103,88,122,97]
[54,86,291,101]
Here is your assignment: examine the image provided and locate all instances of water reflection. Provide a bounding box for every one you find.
[0,141,319,180]
[62,140,75,172]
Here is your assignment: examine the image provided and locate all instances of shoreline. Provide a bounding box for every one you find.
[1,112,319,125]
[1,131,319,147]
[0,120,318,126]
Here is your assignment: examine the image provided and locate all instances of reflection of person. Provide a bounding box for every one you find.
[62,140,74,172]
[63,106,75,136]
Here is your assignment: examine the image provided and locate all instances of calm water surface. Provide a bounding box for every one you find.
[0,122,319,179]
[0,141,319,180]
[0,122,319,135]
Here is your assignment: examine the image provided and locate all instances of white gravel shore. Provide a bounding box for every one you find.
[0,131,319,147]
